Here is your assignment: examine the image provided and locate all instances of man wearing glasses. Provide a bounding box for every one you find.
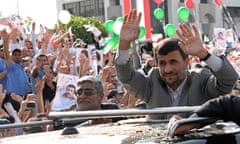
[75,75,122,125]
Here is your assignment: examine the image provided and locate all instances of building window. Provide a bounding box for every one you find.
[97,0,105,16]
[110,0,120,5]
[63,2,78,15]
[63,0,105,20]
[200,0,208,3]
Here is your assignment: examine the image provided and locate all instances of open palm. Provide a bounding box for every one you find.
[119,9,142,50]
[120,22,139,42]
[176,23,206,57]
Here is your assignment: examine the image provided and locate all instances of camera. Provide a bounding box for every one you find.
[26,101,35,108]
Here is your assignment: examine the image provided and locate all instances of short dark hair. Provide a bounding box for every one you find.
[67,84,76,90]
[80,49,88,58]
[107,89,118,99]
[12,48,21,55]
[37,54,47,60]
[154,38,188,62]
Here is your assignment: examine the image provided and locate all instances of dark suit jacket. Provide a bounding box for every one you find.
[197,95,240,126]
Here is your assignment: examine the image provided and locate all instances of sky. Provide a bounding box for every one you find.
[0,0,58,30]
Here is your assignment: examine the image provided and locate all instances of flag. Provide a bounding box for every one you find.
[203,34,210,42]
[0,22,10,32]
[8,15,27,39]
[0,15,10,32]
[84,24,102,37]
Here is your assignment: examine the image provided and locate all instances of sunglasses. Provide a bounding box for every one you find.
[76,88,97,96]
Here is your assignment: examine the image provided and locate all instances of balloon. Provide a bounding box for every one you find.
[107,38,118,48]
[164,24,175,37]
[116,17,124,22]
[214,0,223,6]
[154,0,163,5]
[103,38,118,54]
[112,33,120,42]
[138,26,146,39]
[153,8,164,20]
[104,20,114,33]
[185,0,194,9]
[59,10,71,24]
[177,7,190,22]
[113,20,123,35]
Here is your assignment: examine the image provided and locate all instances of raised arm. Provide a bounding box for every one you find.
[1,29,18,66]
[176,23,208,59]
[41,27,53,54]
[119,9,142,51]
[31,21,38,54]
[36,78,45,113]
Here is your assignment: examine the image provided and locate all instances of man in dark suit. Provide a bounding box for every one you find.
[168,95,240,136]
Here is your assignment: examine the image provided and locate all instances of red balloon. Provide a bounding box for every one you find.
[154,0,163,5]
[185,0,194,9]
[214,0,223,6]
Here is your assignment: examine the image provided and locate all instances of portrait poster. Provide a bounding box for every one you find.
[226,29,235,49]
[213,28,226,49]
[212,28,226,55]
[51,73,78,111]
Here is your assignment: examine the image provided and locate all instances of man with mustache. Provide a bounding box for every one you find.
[114,9,238,119]
[75,75,123,125]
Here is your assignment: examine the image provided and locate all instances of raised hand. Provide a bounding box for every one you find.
[36,78,44,93]
[32,21,36,32]
[0,28,18,42]
[119,9,142,50]
[176,23,208,59]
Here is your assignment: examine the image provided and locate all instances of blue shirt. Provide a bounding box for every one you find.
[0,58,7,90]
[6,62,30,96]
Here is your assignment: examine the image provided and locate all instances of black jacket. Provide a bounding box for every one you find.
[196,95,240,126]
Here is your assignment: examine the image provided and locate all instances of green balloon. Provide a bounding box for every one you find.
[153,8,164,20]
[107,38,118,48]
[177,7,190,22]
[104,20,114,33]
[138,26,146,39]
[103,38,118,53]
[164,24,176,37]
[112,33,120,42]
[116,17,124,22]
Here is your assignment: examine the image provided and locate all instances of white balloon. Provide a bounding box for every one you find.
[113,21,122,35]
[59,10,71,24]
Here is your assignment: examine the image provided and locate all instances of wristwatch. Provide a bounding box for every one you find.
[200,52,211,61]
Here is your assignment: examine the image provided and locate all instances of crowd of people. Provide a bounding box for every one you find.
[0,9,239,138]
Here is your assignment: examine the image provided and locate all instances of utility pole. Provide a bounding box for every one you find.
[17,0,19,15]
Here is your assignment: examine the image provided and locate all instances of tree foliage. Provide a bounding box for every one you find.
[55,15,108,44]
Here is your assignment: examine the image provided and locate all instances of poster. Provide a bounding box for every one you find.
[51,73,78,111]
[213,28,226,55]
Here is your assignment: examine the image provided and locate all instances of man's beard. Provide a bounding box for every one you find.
[163,71,186,89]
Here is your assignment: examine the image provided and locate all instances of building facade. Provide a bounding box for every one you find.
[57,0,240,40]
